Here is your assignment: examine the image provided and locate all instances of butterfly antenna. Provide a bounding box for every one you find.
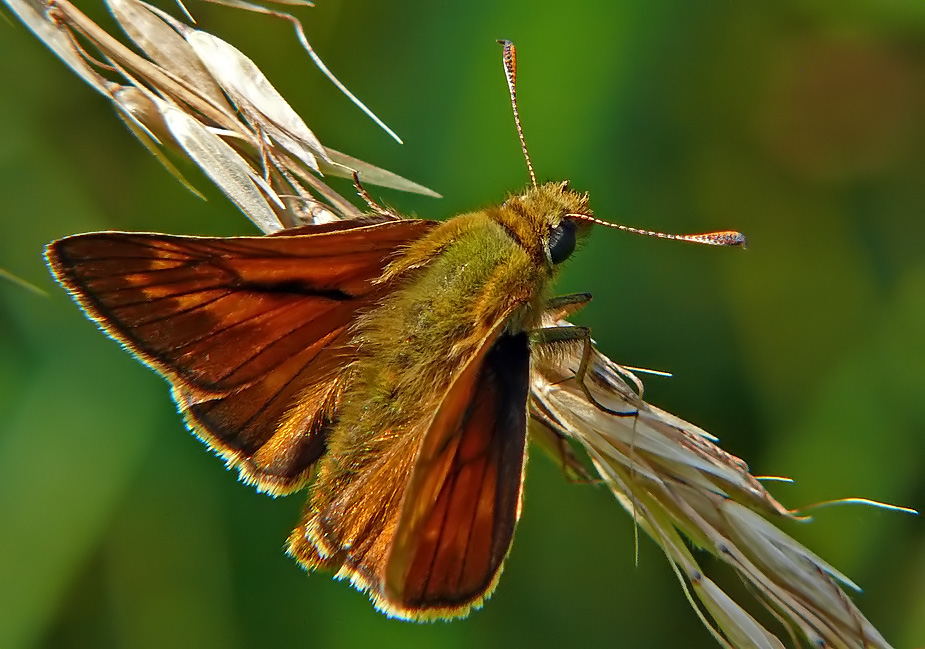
[566,213,748,248]
[499,40,537,189]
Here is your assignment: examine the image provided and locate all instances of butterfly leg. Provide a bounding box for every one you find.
[529,408,598,483]
[352,171,402,220]
[543,292,592,320]
[530,324,638,418]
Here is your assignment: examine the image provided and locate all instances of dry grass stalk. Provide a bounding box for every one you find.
[5,0,437,232]
[5,0,910,646]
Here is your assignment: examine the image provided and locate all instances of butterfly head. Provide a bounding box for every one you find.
[502,180,592,267]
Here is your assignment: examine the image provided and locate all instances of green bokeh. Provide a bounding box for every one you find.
[1,1,923,647]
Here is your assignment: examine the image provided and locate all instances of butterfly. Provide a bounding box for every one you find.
[45,41,744,620]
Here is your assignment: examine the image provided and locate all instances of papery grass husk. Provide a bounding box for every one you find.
[6,0,910,646]
[531,339,894,648]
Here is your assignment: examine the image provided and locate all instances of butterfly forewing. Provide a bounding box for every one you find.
[46,219,437,494]
[385,326,531,617]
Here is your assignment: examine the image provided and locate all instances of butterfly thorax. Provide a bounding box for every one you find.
[322,213,541,474]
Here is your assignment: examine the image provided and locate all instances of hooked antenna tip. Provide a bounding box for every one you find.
[498,40,537,189]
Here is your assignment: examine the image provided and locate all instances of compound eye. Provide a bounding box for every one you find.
[548,219,577,265]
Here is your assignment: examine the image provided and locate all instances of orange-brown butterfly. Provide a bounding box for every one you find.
[45,41,745,620]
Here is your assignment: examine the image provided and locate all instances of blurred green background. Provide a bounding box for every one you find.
[1,0,923,647]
